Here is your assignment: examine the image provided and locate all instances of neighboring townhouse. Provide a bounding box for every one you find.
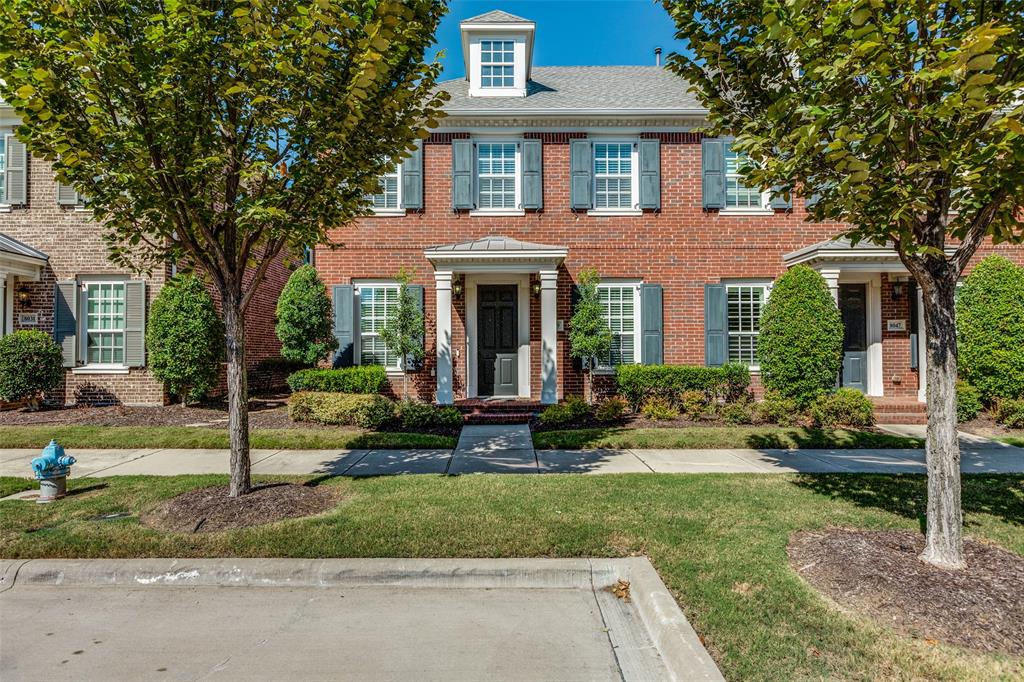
[0,103,291,407]
[315,9,1023,413]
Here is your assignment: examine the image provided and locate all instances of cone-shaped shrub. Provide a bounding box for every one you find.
[759,265,844,405]
[275,265,338,367]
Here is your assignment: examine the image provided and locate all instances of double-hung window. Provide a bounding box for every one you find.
[593,142,637,211]
[597,283,640,368]
[84,282,126,366]
[369,164,401,213]
[480,40,515,88]
[476,142,518,210]
[0,135,6,204]
[726,283,769,367]
[724,146,769,210]
[358,284,400,369]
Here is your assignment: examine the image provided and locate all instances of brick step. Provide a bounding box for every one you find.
[454,401,543,415]
[874,413,929,425]
[463,412,535,425]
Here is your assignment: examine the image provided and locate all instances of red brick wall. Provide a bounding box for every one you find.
[316,132,1024,403]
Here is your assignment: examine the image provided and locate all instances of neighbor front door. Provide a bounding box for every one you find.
[478,285,518,397]
[839,283,868,392]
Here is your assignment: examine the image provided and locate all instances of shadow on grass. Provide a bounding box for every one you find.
[792,473,1024,530]
[745,428,922,450]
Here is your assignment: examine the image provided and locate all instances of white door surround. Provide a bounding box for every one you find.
[464,273,531,399]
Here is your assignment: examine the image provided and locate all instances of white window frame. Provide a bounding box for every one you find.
[0,132,7,209]
[722,145,772,215]
[725,280,771,370]
[595,281,642,371]
[354,281,403,372]
[479,39,515,89]
[79,280,129,370]
[471,140,523,216]
[589,140,641,216]
[368,163,404,216]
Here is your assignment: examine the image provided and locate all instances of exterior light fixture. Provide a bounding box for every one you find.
[16,284,32,305]
[452,279,464,298]
[531,281,542,297]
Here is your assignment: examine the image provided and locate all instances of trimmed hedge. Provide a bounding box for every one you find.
[809,388,874,428]
[288,391,394,429]
[539,395,590,427]
[286,366,387,394]
[0,330,64,406]
[759,265,844,406]
[957,255,1024,402]
[615,363,750,409]
[395,400,463,430]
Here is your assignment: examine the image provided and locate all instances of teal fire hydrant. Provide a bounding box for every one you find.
[31,440,76,503]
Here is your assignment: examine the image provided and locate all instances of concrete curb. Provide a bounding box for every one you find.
[5,557,724,681]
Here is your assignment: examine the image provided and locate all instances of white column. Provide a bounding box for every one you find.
[539,269,558,405]
[0,274,7,336]
[917,286,927,403]
[434,271,453,405]
[820,268,841,303]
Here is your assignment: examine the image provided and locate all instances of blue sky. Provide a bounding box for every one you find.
[428,1,686,80]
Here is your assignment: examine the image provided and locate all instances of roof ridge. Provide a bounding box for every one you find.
[461,9,532,25]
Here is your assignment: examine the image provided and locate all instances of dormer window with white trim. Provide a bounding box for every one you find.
[460,10,534,98]
[480,40,515,88]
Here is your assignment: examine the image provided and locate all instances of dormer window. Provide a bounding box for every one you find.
[480,40,515,88]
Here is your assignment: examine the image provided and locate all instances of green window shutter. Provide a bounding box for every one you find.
[569,138,592,209]
[570,285,582,370]
[640,284,663,365]
[639,139,661,210]
[769,186,792,210]
[704,284,727,367]
[521,139,543,209]
[701,138,726,210]
[56,181,81,206]
[451,139,474,209]
[406,284,425,371]
[332,284,354,367]
[124,280,146,367]
[4,135,27,205]
[400,141,423,210]
[54,281,78,368]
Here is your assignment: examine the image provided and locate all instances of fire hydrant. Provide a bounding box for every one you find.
[31,440,76,504]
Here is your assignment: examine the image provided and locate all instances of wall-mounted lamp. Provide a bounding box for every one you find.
[16,285,32,305]
[531,281,542,298]
[452,278,464,298]
[892,281,906,299]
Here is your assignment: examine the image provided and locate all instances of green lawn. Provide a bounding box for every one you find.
[533,426,923,450]
[998,435,1024,447]
[1,472,1020,681]
[0,425,456,450]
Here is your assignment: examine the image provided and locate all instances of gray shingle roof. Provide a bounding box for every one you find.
[0,232,48,262]
[461,10,532,24]
[438,66,704,115]
[427,235,564,253]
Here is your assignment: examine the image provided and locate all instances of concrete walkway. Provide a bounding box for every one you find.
[0,557,722,681]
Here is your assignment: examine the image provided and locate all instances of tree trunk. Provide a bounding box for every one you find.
[916,267,965,569]
[223,295,251,497]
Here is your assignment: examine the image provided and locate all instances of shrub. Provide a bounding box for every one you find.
[720,401,754,425]
[255,356,308,374]
[594,396,628,422]
[759,265,844,406]
[994,398,1024,429]
[146,274,223,403]
[568,268,613,402]
[275,265,338,366]
[615,364,751,409]
[394,400,463,430]
[288,391,394,429]
[957,255,1024,403]
[436,406,465,429]
[956,382,983,423]
[641,397,680,421]
[286,366,387,394]
[0,330,64,408]
[809,388,875,428]
[539,395,591,427]
[756,392,801,426]
[679,389,709,417]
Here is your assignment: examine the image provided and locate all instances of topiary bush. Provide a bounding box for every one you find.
[147,274,224,403]
[275,265,338,366]
[956,381,982,423]
[288,391,394,429]
[615,364,751,409]
[286,366,387,394]
[809,388,875,427]
[0,330,64,409]
[957,255,1024,403]
[759,265,844,406]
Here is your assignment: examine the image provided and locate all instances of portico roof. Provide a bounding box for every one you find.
[784,236,956,271]
[425,236,566,272]
[0,232,47,280]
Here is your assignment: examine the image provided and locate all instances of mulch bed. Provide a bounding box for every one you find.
[141,483,342,533]
[960,414,1024,440]
[788,528,1024,656]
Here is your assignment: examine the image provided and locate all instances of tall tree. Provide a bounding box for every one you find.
[568,268,613,403]
[0,0,447,497]
[662,0,1024,568]
[380,267,424,400]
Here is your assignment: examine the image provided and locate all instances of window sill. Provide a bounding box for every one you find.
[718,208,775,216]
[587,209,643,217]
[367,209,407,218]
[0,205,11,214]
[469,209,526,217]
[72,206,93,214]
[71,365,130,375]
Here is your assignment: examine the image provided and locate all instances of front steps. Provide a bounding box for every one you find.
[453,399,542,425]
[872,397,928,425]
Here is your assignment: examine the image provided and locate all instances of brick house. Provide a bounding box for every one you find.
[314,9,1023,413]
[0,103,292,407]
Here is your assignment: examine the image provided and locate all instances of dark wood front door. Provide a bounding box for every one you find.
[478,285,518,397]
[839,283,868,392]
